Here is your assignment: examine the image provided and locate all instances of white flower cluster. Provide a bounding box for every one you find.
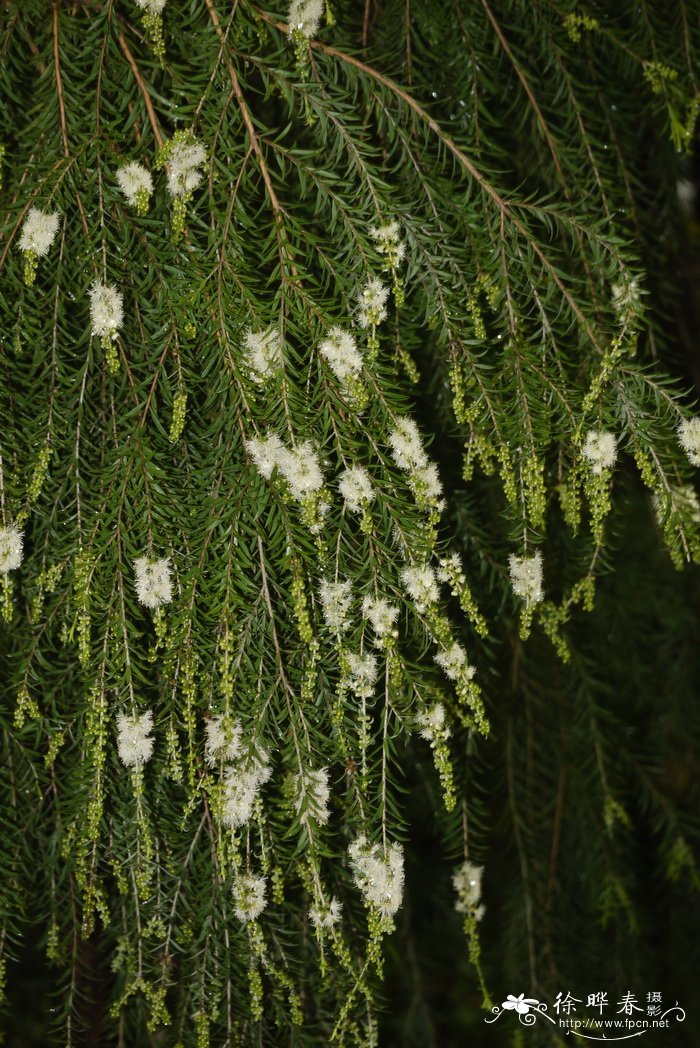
[678,417,700,467]
[19,207,60,257]
[0,526,24,573]
[233,873,267,923]
[361,595,399,642]
[89,281,124,341]
[358,278,390,329]
[453,859,485,921]
[293,766,331,826]
[288,0,324,38]
[319,578,353,632]
[319,326,363,384]
[117,710,155,767]
[348,835,405,919]
[243,329,283,382]
[116,162,153,210]
[346,652,379,698]
[434,642,475,683]
[246,433,324,502]
[205,714,242,766]
[611,277,640,322]
[135,0,167,12]
[582,429,617,474]
[389,418,426,471]
[653,484,700,526]
[508,552,543,605]
[339,465,375,513]
[134,556,172,609]
[369,221,405,268]
[401,564,439,613]
[222,746,272,829]
[309,896,342,929]
[165,136,206,198]
[417,702,449,744]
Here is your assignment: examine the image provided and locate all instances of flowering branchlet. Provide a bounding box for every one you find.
[0,526,24,573]
[293,766,331,826]
[339,466,374,513]
[358,278,390,330]
[88,281,124,353]
[319,326,363,384]
[156,130,207,237]
[369,221,405,270]
[134,556,173,609]
[205,715,242,765]
[582,430,617,474]
[309,896,342,929]
[389,418,428,471]
[348,835,405,920]
[319,578,353,632]
[678,417,700,467]
[233,874,267,923]
[221,750,271,829]
[19,207,59,285]
[243,329,283,382]
[247,431,327,531]
[346,652,379,698]
[508,552,543,605]
[116,162,153,215]
[434,642,475,683]
[401,564,439,613]
[288,0,324,39]
[117,710,155,767]
[453,859,485,921]
[416,702,449,744]
[361,595,399,643]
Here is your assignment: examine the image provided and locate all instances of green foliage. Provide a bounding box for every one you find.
[0,0,699,1044]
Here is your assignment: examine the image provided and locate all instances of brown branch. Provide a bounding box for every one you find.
[52,3,70,159]
[117,32,163,147]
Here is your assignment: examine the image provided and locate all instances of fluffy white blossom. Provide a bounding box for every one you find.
[89,281,124,340]
[434,642,475,682]
[309,897,342,929]
[288,0,324,37]
[233,874,267,923]
[346,652,379,698]
[0,526,24,573]
[279,442,324,500]
[117,710,155,767]
[611,277,640,321]
[339,466,375,512]
[453,859,485,920]
[293,767,331,826]
[348,835,405,919]
[369,221,406,266]
[582,430,617,474]
[319,578,353,632]
[243,329,283,382]
[134,556,172,608]
[246,432,285,479]
[389,418,428,471]
[319,326,363,383]
[508,552,544,605]
[678,417,700,467]
[417,702,448,743]
[401,564,439,612]
[116,162,153,208]
[358,279,390,328]
[205,715,242,766]
[19,207,60,257]
[410,462,443,501]
[222,751,271,829]
[361,595,399,639]
[166,136,206,198]
[135,0,167,12]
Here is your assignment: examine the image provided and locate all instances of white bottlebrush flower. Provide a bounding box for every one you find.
[246,432,285,479]
[346,652,379,698]
[434,642,475,682]
[369,221,406,266]
[117,710,155,767]
[166,136,206,198]
[243,329,283,382]
[293,767,331,826]
[611,277,640,320]
[339,466,375,513]
[0,526,24,573]
[319,578,353,632]
[134,556,172,609]
[233,874,267,923]
[205,715,242,766]
[361,595,399,639]
[357,278,390,328]
[309,896,342,929]
[389,418,428,471]
[221,751,271,829]
[417,702,448,743]
[288,0,324,37]
[508,552,544,605]
[18,207,60,257]
[319,326,363,383]
[678,417,700,467]
[401,564,439,613]
[135,0,167,12]
[410,462,443,500]
[348,835,405,919]
[116,161,153,208]
[453,859,484,917]
[278,442,324,500]
[582,430,617,474]
[89,281,124,340]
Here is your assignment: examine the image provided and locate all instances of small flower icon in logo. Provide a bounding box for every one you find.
[502,993,539,1014]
